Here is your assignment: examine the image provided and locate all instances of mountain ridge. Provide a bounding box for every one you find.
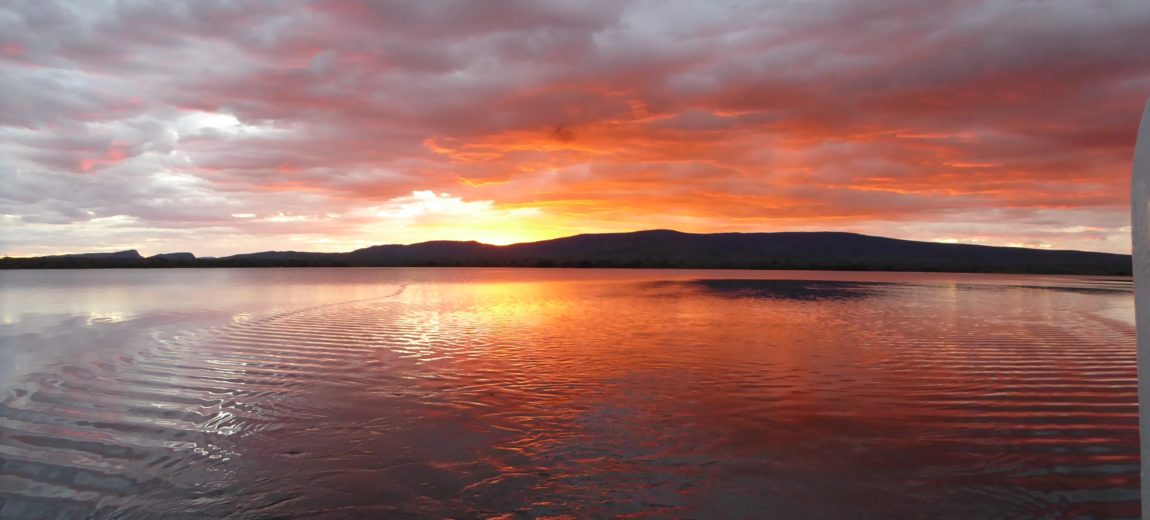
[0,230,1131,275]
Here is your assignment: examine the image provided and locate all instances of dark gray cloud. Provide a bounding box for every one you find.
[1,0,1147,256]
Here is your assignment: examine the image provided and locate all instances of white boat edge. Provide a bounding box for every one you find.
[1134,96,1150,518]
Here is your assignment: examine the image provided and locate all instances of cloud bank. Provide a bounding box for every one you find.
[2,0,1148,256]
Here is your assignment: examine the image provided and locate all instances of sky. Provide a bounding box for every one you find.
[2,0,1149,257]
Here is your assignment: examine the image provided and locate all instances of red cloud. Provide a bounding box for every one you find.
[2,0,1147,255]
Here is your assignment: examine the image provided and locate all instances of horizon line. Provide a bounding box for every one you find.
[3,228,1130,260]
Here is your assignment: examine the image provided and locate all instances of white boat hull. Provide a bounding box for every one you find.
[1133,98,1150,516]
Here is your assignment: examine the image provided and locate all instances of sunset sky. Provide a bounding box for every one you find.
[2,0,1149,257]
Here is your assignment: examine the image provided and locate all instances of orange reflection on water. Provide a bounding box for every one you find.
[0,269,1137,518]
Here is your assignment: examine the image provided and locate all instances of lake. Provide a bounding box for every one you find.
[0,268,1139,519]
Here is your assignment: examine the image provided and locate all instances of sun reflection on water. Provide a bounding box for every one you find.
[0,269,1137,518]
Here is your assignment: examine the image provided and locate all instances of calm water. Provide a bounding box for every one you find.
[0,268,1139,519]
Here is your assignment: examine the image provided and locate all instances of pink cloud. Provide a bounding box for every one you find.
[1,0,1147,256]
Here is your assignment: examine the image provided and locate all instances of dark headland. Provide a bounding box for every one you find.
[0,230,1131,275]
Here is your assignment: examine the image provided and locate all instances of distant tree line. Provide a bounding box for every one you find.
[0,255,1131,275]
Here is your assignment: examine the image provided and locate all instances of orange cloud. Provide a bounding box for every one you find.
[2,0,1146,256]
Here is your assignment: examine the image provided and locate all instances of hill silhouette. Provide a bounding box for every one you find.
[0,230,1131,275]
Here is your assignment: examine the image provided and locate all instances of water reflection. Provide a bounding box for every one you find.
[0,269,1138,518]
[670,278,887,300]
[86,311,128,325]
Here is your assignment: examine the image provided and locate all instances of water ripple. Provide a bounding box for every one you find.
[0,273,1138,518]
